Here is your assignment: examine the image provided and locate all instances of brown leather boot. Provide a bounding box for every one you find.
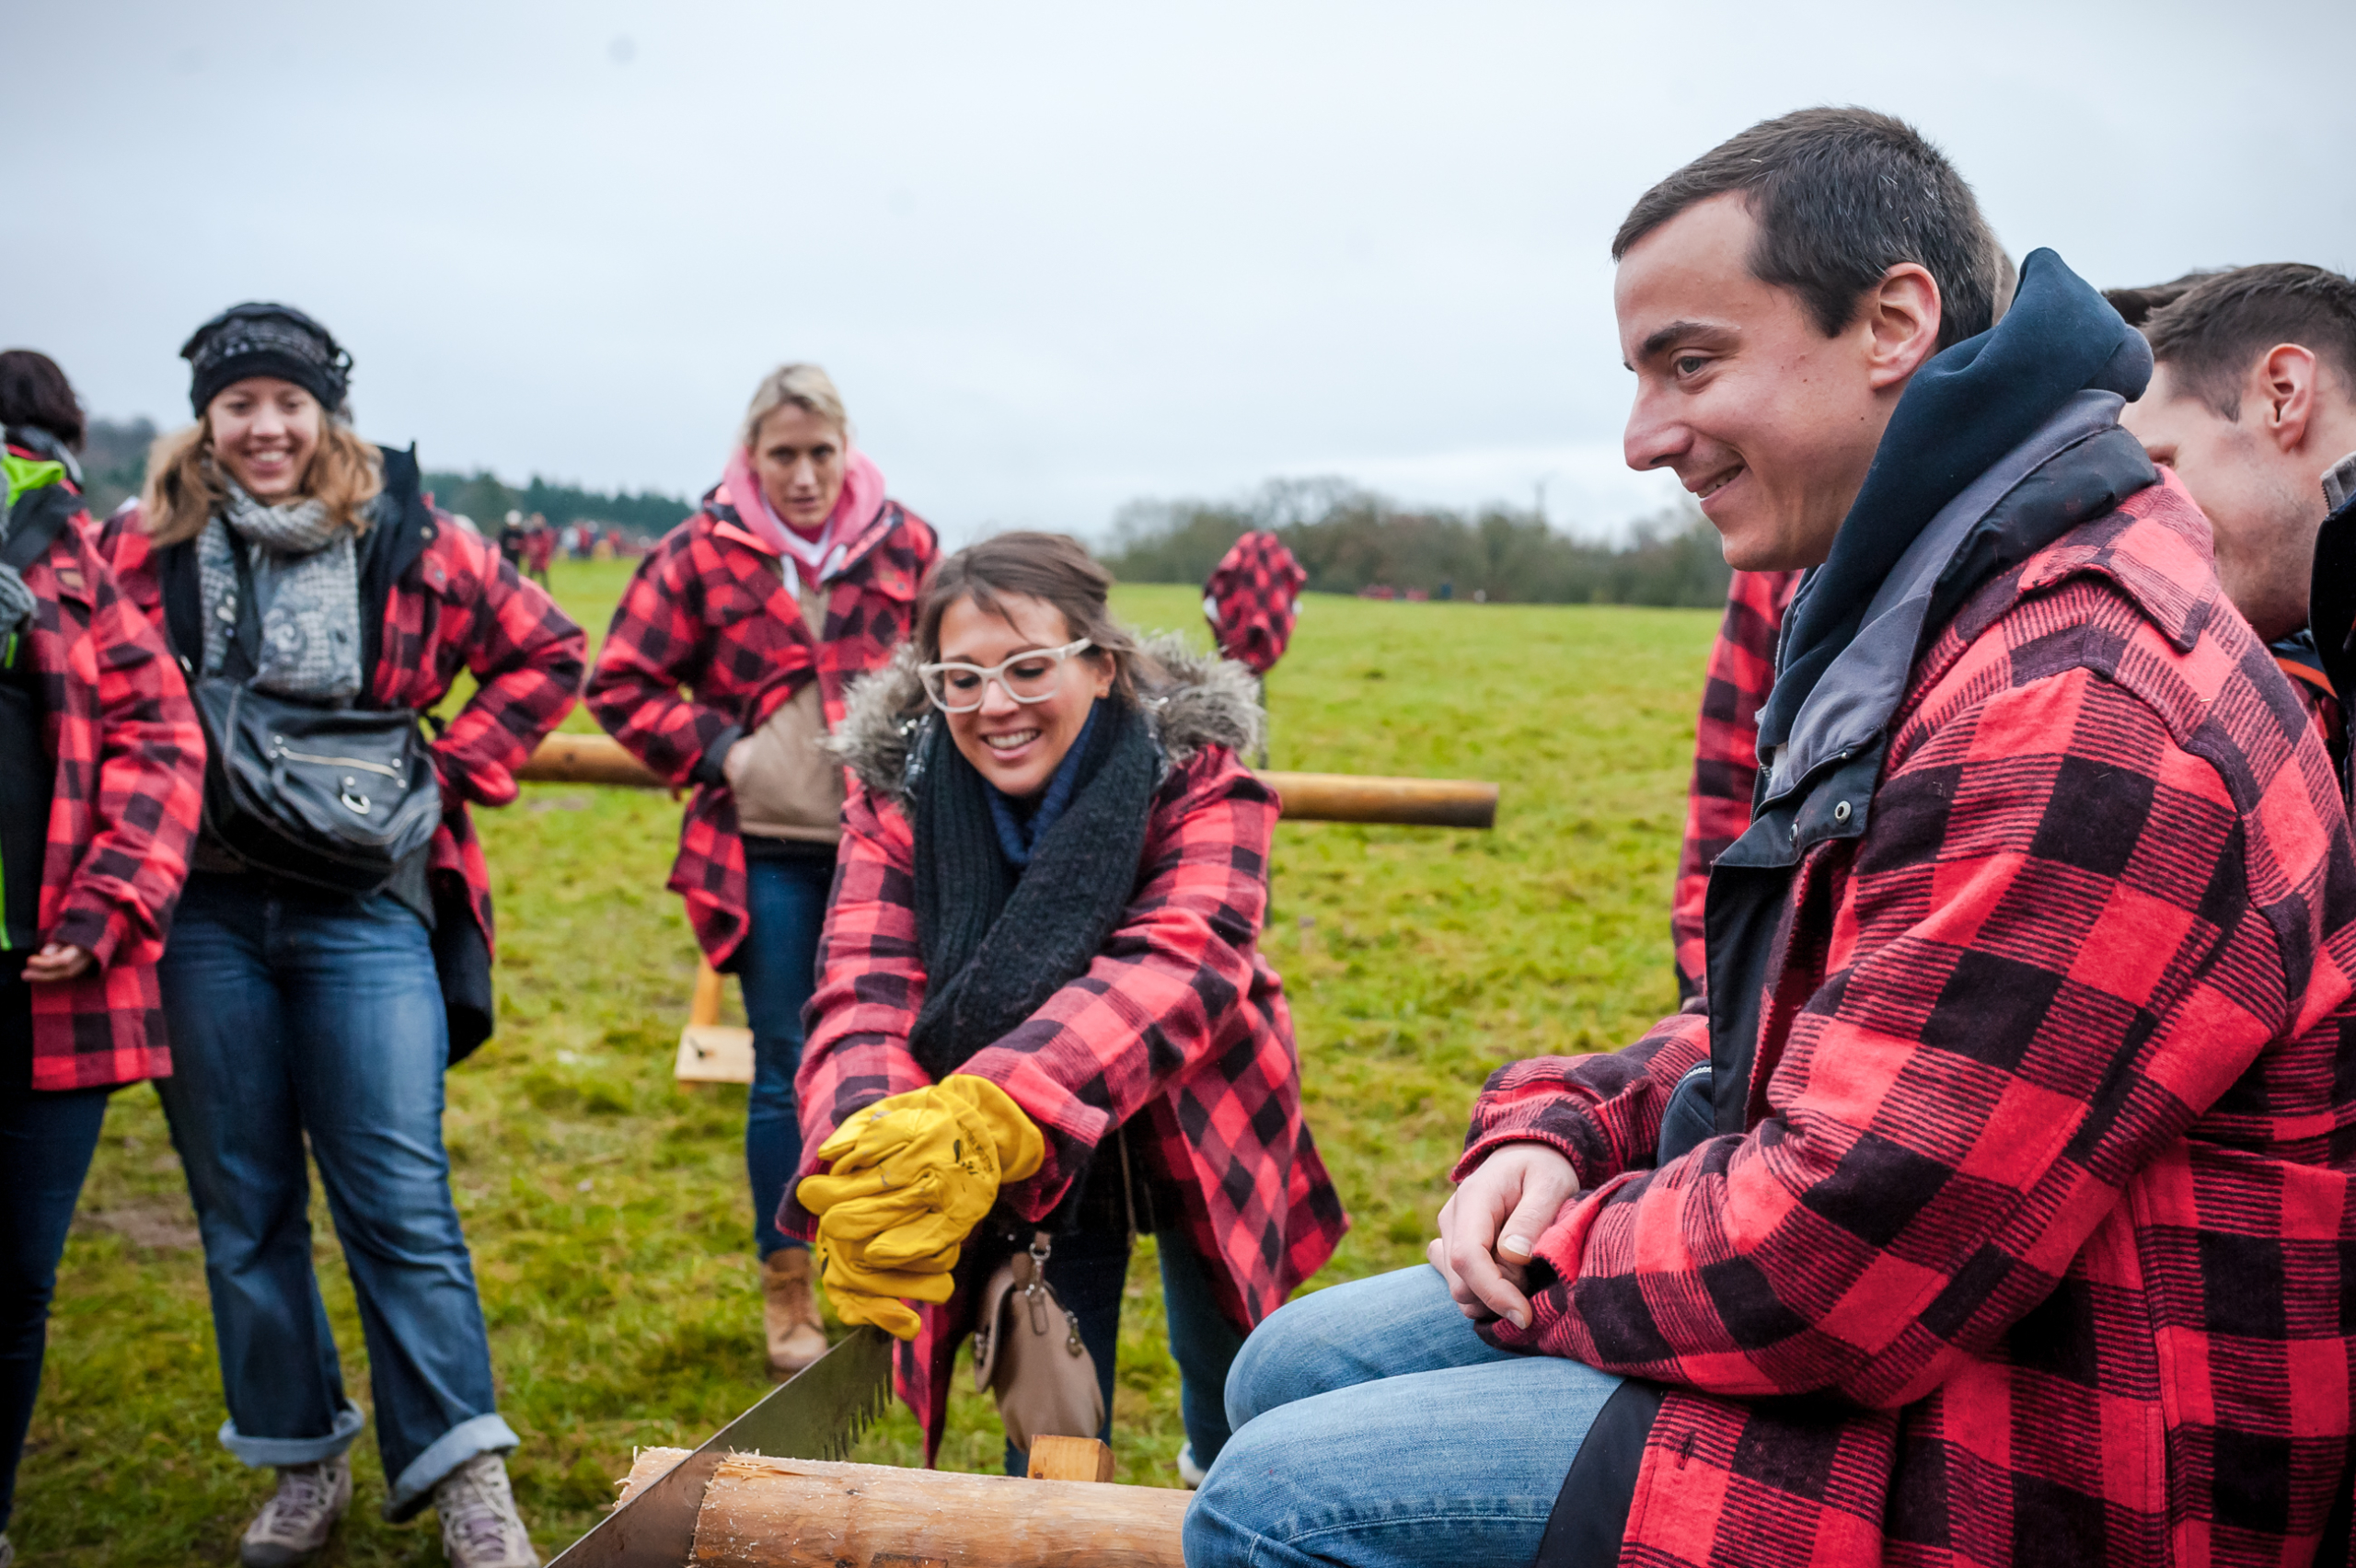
[763,1249,829,1378]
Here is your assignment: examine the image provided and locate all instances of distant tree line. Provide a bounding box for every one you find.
[78,418,159,518]
[1100,477,1732,606]
[59,419,693,544]
[422,470,696,539]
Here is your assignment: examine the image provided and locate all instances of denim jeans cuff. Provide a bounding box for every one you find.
[218,1400,367,1469]
[385,1412,521,1521]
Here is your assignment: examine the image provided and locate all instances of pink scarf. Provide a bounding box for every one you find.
[720,444,888,594]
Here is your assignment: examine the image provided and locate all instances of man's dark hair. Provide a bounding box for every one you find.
[1613,107,2004,352]
[2104,272,2220,330]
[0,349,87,452]
[2140,263,2356,421]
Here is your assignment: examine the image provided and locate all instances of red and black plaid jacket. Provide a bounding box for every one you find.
[1466,474,2356,1566]
[16,476,204,1090]
[98,500,584,960]
[790,744,1346,1458]
[1670,569,1801,1001]
[583,494,936,965]
[1205,531,1307,676]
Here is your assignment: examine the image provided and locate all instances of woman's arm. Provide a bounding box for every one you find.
[784,784,939,1238]
[43,537,204,969]
[418,525,585,807]
[584,528,739,785]
[955,748,1282,1215]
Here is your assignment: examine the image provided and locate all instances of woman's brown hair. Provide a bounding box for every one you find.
[141,398,385,547]
[915,531,1149,702]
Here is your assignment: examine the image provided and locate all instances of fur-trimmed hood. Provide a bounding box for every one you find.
[828,631,1264,807]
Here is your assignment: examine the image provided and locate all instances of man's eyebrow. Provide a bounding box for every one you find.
[1637,320,1738,362]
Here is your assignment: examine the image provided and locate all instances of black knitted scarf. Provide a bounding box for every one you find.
[907,696,1160,1080]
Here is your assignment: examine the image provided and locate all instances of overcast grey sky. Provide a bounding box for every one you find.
[10,2,2354,544]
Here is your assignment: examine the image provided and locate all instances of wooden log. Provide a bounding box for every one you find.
[521,732,671,789]
[691,1453,1188,1568]
[1256,769,1497,829]
[517,732,1497,828]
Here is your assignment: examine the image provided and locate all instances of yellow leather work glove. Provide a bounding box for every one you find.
[796,1076,1046,1341]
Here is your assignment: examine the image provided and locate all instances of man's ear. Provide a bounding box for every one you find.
[2253,342,2318,454]
[1861,263,1944,392]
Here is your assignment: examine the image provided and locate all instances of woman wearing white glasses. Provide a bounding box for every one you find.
[788,531,1345,1482]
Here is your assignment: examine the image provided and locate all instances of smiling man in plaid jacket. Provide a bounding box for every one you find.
[1193,109,2356,1568]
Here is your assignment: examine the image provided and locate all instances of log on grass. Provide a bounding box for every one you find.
[612,1447,1188,1568]
[517,732,1497,828]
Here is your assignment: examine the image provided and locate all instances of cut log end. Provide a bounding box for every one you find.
[1026,1435,1116,1482]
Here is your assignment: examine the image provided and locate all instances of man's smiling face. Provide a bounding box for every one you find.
[1616,191,1923,572]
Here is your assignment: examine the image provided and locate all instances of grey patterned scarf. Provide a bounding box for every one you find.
[197,482,364,701]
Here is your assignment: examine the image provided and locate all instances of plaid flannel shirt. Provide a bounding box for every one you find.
[1671,568,1802,1001]
[18,487,204,1090]
[1464,476,2356,1566]
[790,745,1346,1457]
[583,494,936,965]
[98,502,584,958]
[1205,531,1307,676]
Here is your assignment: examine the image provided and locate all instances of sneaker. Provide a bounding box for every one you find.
[434,1452,539,1568]
[1,1529,14,1567]
[239,1454,352,1567]
[1176,1442,1207,1488]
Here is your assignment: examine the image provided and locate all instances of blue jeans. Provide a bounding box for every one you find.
[739,852,834,1258]
[0,981,111,1531]
[155,874,516,1520]
[1188,1265,1623,1568]
[987,1224,1245,1478]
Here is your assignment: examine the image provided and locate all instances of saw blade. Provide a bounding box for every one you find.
[549,1322,895,1567]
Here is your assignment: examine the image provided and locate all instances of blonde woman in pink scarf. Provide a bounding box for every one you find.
[585,364,939,1375]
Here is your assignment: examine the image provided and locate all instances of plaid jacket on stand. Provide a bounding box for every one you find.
[789,744,1346,1458]
[16,475,204,1090]
[1205,531,1307,676]
[583,492,936,966]
[1671,568,1801,1001]
[98,497,584,962]
[1466,476,2356,1566]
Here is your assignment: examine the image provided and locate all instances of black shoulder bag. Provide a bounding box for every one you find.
[190,533,443,894]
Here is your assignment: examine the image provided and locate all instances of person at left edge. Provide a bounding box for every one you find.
[95,305,584,1568]
[584,363,938,1379]
[0,351,204,1568]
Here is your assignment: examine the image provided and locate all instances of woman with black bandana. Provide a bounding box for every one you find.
[96,306,583,1568]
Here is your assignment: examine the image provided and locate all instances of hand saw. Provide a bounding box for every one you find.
[548,1323,895,1566]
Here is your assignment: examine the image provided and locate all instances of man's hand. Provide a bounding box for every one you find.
[1427,1142,1579,1329]
[21,944,92,984]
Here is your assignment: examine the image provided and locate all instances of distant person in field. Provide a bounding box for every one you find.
[0,352,203,1568]
[583,363,937,1380]
[1193,108,2356,1568]
[1203,531,1306,766]
[2113,264,2356,802]
[97,304,583,1568]
[521,513,554,589]
[787,532,1344,1485]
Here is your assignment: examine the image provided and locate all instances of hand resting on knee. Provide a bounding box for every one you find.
[1426,1142,1579,1330]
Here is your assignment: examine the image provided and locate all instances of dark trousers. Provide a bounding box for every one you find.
[0,978,111,1530]
[739,852,835,1258]
[982,1223,1245,1477]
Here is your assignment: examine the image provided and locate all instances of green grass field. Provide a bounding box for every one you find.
[13,559,1718,1564]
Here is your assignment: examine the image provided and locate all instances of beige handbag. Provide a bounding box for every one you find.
[971,1231,1103,1451]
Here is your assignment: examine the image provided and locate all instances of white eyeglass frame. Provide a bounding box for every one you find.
[918,638,1095,713]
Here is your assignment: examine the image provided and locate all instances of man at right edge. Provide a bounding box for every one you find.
[1189,108,2356,1568]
